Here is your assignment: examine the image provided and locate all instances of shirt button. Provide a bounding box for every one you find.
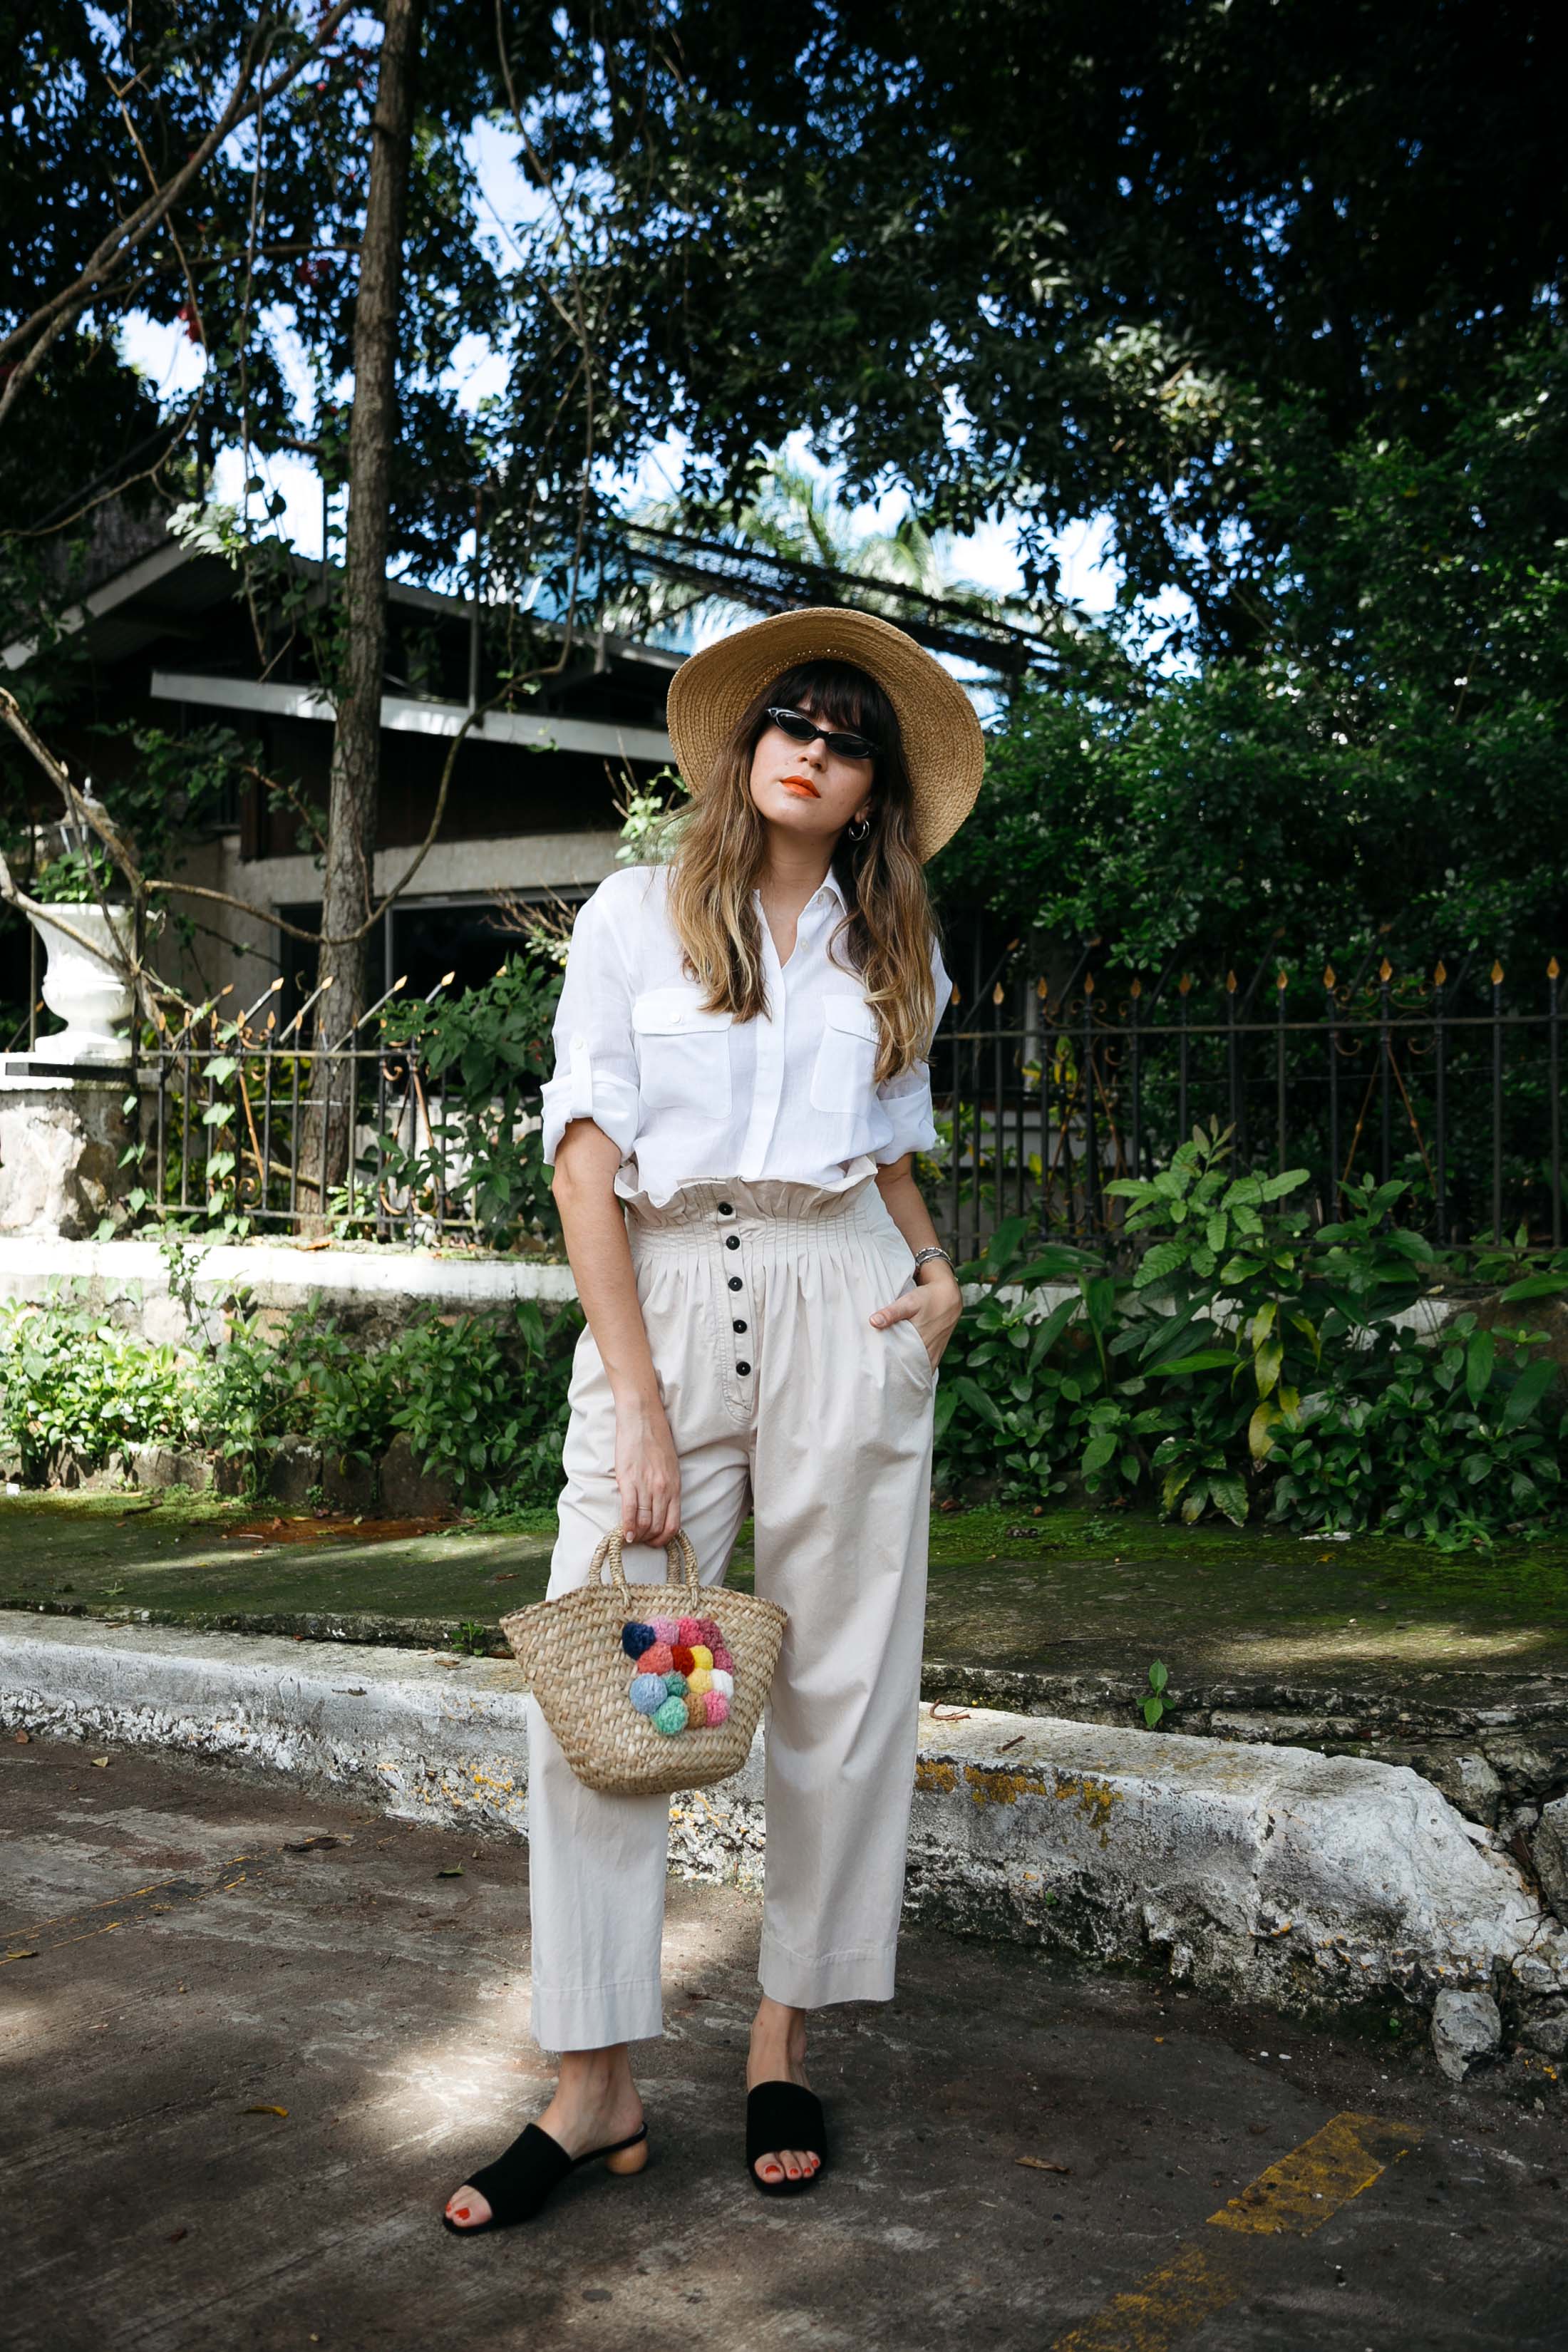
[728,1275,743,1292]
[724,1234,740,1250]
[732,1319,747,1334]
[717,1201,734,1216]
[736,1361,751,1377]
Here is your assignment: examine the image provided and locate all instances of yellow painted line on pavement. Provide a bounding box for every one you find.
[1051,2110,1424,2352]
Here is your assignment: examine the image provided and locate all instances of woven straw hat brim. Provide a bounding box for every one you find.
[664,605,985,863]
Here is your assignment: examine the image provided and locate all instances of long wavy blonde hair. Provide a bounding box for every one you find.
[666,659,939,1084]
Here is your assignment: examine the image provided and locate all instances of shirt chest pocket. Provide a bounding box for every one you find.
[810,994,880,1115]
[631,988,733,1116]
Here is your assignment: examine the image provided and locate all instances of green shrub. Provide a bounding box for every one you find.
[933,1123,1568,1549]
[381,1300,579,1509]
[0,1296,196,1479]
[0,1284,582,1510]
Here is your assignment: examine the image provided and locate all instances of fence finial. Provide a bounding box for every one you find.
[992,981,1005,1006]
[1492,959,1505,986]
[1550,956,1561,981]
[1323,964,1336,989]
[1225,969,1238,994]
[1378,957,1393,983]
[1276,969,1288,991]
[1433,959,1447,986]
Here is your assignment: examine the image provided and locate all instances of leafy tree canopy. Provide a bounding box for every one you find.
[542,0,1562,655]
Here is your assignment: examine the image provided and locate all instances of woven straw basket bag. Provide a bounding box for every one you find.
[499,1530,787,1797]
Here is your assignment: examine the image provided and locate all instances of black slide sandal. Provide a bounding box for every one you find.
[746,2081,828,2196]
[443,2121,648,2234]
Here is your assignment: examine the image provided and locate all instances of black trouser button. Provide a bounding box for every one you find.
[728,1275,743,1292]
[717,1201,734,1215]
[736,1361,751,1376]
[724,1234,740,1249]
[733,1319,747,1334]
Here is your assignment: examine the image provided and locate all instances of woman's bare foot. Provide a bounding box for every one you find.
[443,2043,646,2229]
[746,1995,822,2185]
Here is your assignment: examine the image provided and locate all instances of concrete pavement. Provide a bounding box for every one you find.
[6,1612,1566,2046]
[3,1736,1565,2352]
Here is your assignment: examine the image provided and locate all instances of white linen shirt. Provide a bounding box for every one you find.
[540,862,951,1205]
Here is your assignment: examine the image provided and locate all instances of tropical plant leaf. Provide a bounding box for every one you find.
[1465,1328,1495,1407]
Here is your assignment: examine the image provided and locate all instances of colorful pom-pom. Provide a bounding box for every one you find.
[629,1673,666,1714]
[636,1642,674,1676]
[650,1617,679,1645]
[710,1645,734,1674]
[652,1695,688,1736]
[663,1671,688,1698]
[703,1692,731,1727]
[686,1666,713,1696]
[688,1643,713,1672]
[621,1620,656,1660]
[670,1644,696,1675]
[693,1617,723,1648]
[676,1616,703,1646]
[709,1668,733,1699]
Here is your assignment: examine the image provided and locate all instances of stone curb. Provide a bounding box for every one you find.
[9,1595,1563,1830]
[3,1610,1565,2049]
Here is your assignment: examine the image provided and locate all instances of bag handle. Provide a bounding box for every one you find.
[591,1527,701,1604]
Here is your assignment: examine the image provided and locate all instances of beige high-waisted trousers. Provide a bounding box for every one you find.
[525,1174,937,2051]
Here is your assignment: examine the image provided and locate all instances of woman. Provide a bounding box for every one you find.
[444,605,983,2231]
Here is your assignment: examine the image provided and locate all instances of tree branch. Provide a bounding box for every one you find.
[0,0,358,425]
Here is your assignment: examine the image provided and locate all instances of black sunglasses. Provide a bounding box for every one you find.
[765,706,879,762]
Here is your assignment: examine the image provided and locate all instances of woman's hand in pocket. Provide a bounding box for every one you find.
[870,1267,962,1369]
[613,1387,683,1547]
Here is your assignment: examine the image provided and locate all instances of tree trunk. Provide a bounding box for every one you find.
[304,0,421,1214]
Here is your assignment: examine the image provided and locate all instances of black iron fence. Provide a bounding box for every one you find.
[134,939,1567,1261]
[929,936,1566,1264]
[138,971,550,1247]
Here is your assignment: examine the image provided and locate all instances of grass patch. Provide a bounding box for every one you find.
[4,1494,1564,1697]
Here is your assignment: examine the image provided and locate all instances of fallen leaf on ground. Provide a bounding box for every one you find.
[285,1835,348,1854]
[437,1866,464,1878]
[167,2227,187,2243]
[12,1731,29,1743]
[5,1949,39,1961]
[1015,2156,1070,2173]
[243,2104,289,2118]
[89,1757,109,1768]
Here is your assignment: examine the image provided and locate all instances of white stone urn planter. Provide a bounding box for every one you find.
[24,901,139,1064]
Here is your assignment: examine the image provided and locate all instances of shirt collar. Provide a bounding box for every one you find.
[752,870,847,920]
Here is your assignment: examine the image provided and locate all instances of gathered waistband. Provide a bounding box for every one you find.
[623,1173,899,1254]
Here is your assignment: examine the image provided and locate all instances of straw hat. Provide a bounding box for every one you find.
[664,606,985,862]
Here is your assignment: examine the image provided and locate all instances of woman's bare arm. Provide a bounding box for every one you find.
[552,1118,681,1546]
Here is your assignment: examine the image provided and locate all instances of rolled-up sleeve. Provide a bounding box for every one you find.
[872,938,952,1163]
[539,880,642,1166]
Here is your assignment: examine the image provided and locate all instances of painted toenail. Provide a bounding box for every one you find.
[453,2207,470,2219]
